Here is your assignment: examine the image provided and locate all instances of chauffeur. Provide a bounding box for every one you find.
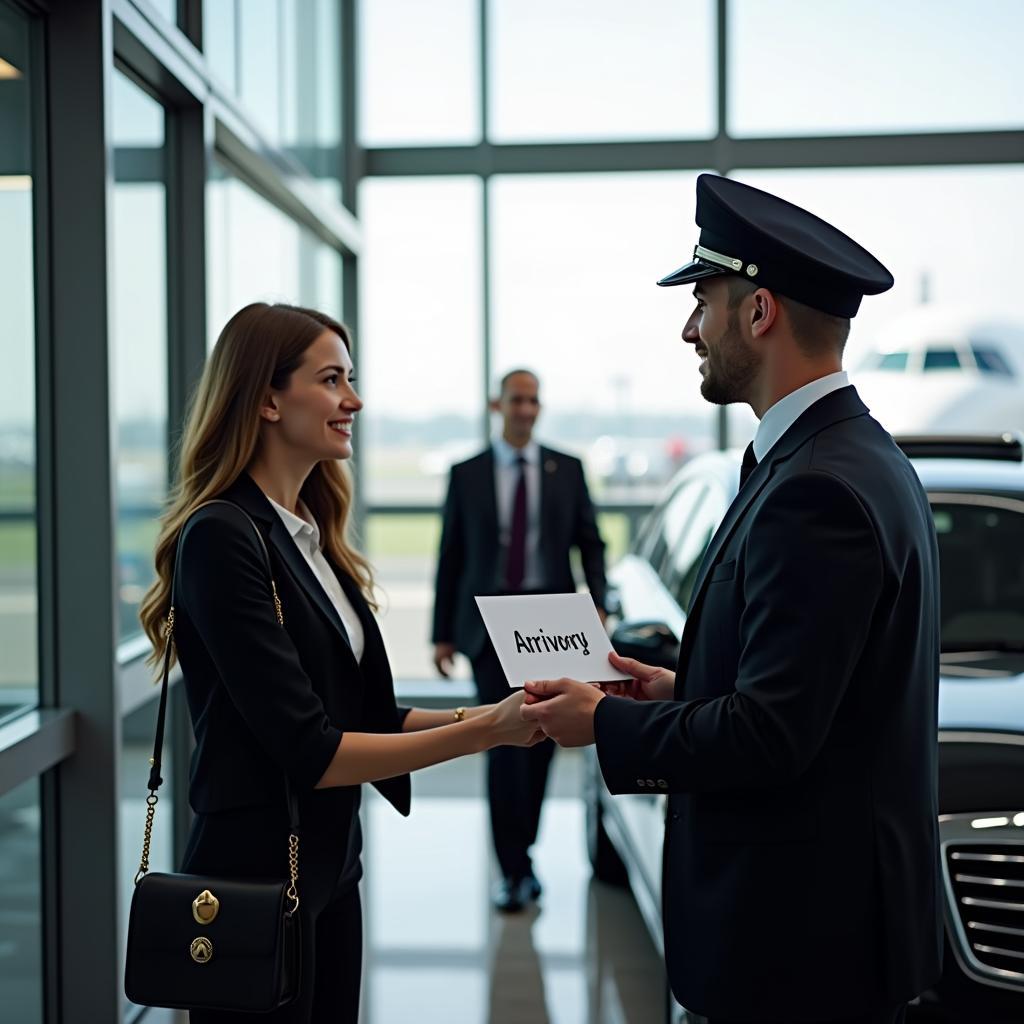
[522,174,943,1024]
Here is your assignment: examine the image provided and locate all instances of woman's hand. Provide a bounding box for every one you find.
[481,691,546,748]
[599,652,676,702]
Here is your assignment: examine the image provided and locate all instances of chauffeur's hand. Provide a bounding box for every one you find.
[598,652,676,702]
[520,678,605,747]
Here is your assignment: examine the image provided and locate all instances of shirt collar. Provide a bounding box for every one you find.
[267,496,321,550]
[493,437,540,467]
[753,370,850,463]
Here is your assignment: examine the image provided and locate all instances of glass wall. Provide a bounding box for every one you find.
[0,5,37,722]
[728,0,1024,136]
[204,0,342,197]
[0,778,43,1024]
[110,68,169,645]
[207,164,343,348]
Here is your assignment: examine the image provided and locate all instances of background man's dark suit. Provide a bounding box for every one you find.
[433,444,607,886]
[596,387,943,1021]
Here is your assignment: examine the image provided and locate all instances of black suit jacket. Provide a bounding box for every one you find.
[174,473,411,824]
[595,386,943,1020]
[432,445,607,660]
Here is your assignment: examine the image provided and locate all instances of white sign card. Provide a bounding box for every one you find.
[474,592,632,688]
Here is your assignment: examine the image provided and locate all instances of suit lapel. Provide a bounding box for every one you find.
[679,386,871,666]
[479,448,499,543]
[539,447,557,558]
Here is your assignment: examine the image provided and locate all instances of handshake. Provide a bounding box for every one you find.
[515,651,676,748]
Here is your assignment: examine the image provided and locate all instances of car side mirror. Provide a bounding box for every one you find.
[610,620,680,671]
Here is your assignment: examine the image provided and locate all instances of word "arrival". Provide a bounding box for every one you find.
[513,628,591,656]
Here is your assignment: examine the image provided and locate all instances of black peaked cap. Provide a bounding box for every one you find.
[658,174,894,317]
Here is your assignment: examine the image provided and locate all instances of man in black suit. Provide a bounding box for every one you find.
[522,175,942,1022]
[432,369,607,911]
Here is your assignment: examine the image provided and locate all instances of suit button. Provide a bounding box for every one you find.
[637,778,646,787]
[646,779,656,787]
[657,779,668,790]
[669,811,681,822]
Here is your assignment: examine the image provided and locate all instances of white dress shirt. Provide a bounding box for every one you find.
[493,437,544,590]
[752,370,851,462]
[267,497,365,663]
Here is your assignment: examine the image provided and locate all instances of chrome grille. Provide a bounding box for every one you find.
[946,843,1024,988]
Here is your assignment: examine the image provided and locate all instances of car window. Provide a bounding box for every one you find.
[934,498,1024,651]
[665,481,730,610]
[876,351,909,371]
[971,345,1014,377]
[640,478,706,577]
[923,348,961,371]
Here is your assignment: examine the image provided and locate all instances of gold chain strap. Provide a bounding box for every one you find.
[271,581,284,627]
[134,791,159,884]
[286,833,300,915]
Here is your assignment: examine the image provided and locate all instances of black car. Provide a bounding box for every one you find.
[587,435,1024,1023]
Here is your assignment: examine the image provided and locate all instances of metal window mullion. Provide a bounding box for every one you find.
[47,2,123,1022]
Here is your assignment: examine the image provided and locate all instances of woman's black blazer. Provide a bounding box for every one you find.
[173,471,411,819]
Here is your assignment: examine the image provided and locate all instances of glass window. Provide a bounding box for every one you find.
[282,0,341,197]
[877,352,909,371]
[488,0,715,142]
[666,482,728,610]
[111,70,168,645]
[646,479,705,578]
[358,0,480,146]
[0,778,43,1024]
[359,177,483,506]
[203,0,238,92]
[489,171,709,504]
[207,165,343,348]
[0,7,38,721]
[923,349,961,371]
[238,0,283,144]
[934,500,1024,652]
[973,346,1014,377]
[729,0,1024,137]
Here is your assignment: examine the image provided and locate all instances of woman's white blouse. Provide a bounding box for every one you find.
[267,497,366,664]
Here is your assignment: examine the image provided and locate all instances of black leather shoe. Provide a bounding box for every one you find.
[492,876,524,913]
[493,874,542,913]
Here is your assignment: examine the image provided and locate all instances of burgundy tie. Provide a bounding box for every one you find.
[505,455,527,590]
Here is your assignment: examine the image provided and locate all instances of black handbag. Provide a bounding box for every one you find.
[124,500,302,1012]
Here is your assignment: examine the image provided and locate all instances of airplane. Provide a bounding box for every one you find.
[850,306,1024,435]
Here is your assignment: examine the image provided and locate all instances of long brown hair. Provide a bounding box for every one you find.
[139,302,375,666]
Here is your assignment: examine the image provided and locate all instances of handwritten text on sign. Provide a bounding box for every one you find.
[475,593,631,688]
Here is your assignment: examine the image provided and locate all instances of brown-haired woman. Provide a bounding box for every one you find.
[139,302,541,1023]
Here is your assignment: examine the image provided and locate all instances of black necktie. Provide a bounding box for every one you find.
[505,455,528,590]
[739,442,758,488]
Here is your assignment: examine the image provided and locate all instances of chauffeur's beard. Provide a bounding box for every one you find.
[700,311,761,406]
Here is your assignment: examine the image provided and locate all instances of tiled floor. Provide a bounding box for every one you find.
[141,749,666,1024]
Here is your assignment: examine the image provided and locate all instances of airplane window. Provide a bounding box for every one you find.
[923,349,961,371]
[972,345,1014,377]
[876,351,909,371]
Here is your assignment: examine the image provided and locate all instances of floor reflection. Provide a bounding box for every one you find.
[361,749,665,1024]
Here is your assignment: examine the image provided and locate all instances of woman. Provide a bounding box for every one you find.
[139,302,540,1023]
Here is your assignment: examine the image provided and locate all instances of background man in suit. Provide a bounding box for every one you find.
[432,369,608,911]
[522,175,942,1022]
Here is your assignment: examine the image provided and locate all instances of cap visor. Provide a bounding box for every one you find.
[656,259,725,287]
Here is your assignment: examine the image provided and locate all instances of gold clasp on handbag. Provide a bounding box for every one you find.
[190,936,213,963]
[192,889,220,924]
